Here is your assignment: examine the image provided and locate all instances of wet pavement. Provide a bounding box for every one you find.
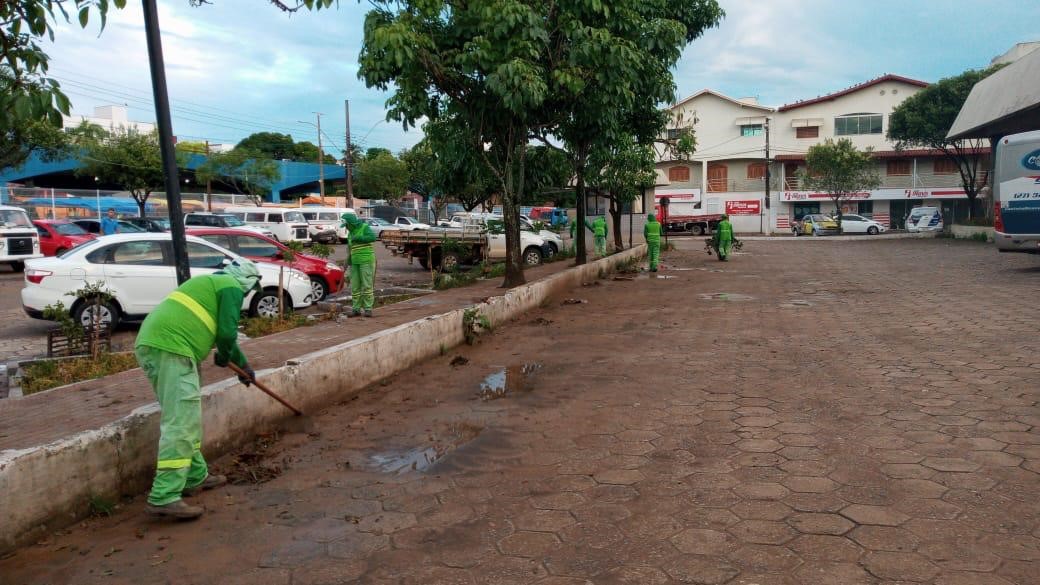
[2,238,1040,585]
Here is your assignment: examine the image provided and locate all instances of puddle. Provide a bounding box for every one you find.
[478,363,542,401]
[369,422,483,474]
[695,267,725,273]
[669,268,695,271]
[699,293,755,302]
[779,299,813,309]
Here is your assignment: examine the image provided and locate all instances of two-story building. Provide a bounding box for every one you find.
[656,75,989,233]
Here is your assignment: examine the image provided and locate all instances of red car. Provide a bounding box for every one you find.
[33,220,97,257]
[186,228,345,300]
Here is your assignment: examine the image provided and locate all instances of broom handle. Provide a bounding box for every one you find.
[227,363,303,416]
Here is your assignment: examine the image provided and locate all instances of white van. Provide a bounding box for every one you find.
[0,205,42,271]
[299,207,354,242]
[223,206,311,243]
[906,206,944,233]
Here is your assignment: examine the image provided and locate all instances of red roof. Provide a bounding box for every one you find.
[778,74,929,112]
[774,146,991,162]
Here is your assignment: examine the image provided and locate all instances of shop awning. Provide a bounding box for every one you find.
[791,118,824,128]
[735,116,768,126]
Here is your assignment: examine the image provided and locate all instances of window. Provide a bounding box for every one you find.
[285,211,306,223]
[747,162,767,180]
[796,126,819,139]
[55,223,88,235]
[267,214,283,223]
[934,158,958,174]
[186,242,227,269]
[667,128,680,140]
[36,226,50,238]
[741,124,764,137]
[199,234,233,249]
[184,215,203,226]
[887,159,911,176]
[668,166,690,182]
[835,114,883,136]
[110,241,166,266]
[301,212,318,221]
[236,235,280,258]
[246,212,266,222]
[857,201,874,216]
[319,212,339,221]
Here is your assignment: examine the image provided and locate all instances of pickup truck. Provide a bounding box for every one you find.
[380,227,551,271]
[661,213,726,235]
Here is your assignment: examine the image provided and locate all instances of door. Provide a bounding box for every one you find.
[99,240,174,315]
[707,163,728,193]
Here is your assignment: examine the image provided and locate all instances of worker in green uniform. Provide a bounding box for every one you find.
[586,215,608,257]
[135,259,260,519]
[341,213,377,317]
[644,213,662,272]
[714,214,734,261]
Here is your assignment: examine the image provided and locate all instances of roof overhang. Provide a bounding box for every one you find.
[947,49,1040,140]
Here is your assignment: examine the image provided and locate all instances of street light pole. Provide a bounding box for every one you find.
[315,112,325,201]
[142,0,190,284]
[763,117,771,235]
[345,100,354,208]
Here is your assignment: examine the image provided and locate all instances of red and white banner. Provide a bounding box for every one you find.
[725,200,761,215]
[783,188,968,202]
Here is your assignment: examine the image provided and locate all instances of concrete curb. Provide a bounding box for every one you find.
[0,246,646,553]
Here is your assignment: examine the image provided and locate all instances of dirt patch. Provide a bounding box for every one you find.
[219,432,285,485]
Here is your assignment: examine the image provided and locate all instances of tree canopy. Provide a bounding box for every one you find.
[801,138,881,232]
[77,128,165,217]
[354,150,408,206]
[195,148,281,206]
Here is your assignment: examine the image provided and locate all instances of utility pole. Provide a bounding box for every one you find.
[763,117,771,235]
[142,0,189,284]
[345,100,354,208]
[315,112,325,201]
[205,140,212,211]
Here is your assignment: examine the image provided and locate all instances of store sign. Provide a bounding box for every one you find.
[782,188,967,202]
[725,200,761,215]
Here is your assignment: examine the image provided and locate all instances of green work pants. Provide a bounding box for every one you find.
[594,236,607,257]
[350,262,375,311]
[136,345,207,506]
[718,239,732,261]
[647,241,660,271]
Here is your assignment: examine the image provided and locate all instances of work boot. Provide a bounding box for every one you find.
[350,308,362,318]
[146,499,203,520]
[363,309,373,318]
[183,474,227,497]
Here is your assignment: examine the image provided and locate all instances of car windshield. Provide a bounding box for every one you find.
[0,209,32,228]
[149,218,170,229]
[119,221,145,232]
[285,211,306,223]
[219,215,246,227]
[54,222,89,235]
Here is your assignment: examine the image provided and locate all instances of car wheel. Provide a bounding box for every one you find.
[546,243,558,259]
[250,289,291,318]
[867,226,879,235]
[812,228,820,237]
[72,298,120,330]
[438,251,461,271]
[9,261,25,272]
[691,224,705,236]
[523,246,543,266]
[309,276,329,300]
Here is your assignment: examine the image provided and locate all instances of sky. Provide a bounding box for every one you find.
[45,0,1039,154]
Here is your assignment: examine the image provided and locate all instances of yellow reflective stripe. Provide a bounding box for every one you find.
[157,458,192,470]
[350,243,373,251]
[168,291,216,336]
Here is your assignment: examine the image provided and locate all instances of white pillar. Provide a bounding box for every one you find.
[50,188,56,218]
[700,159,709,194]
[96,189,101,218]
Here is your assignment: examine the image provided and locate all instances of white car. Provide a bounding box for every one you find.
[365,217,394,235]
[21,233,314,328]
[183,213,278,240]
[520,217,563,257]
[393,216,431,231]
[833,214,887,235]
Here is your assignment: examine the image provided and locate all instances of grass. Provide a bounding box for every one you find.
[434,262,506,290]
[240,314,313,338]
[20,352,140,395]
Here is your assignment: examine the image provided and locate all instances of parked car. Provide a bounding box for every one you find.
[222,207,311,242]
[906,206,944,233]
[521,216,563,257]
[32,220,96,256]
[187,228,345,300]
[366,217,394,235]
[122,217,169,232]
[72,218,146,234]
[393,216,431,231]
[21,233,314,328]
[1,205,42,271]
[183,212,277,239]
[831,214,886,235]
[795,214,839,236]
[299,207,354,242]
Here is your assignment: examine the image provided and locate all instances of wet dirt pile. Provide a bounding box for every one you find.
[219,432,286,485]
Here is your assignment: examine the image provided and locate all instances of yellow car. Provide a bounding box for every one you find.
[796,214,839,236]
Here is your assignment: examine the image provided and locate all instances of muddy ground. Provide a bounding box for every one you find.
[2,238,1039,585]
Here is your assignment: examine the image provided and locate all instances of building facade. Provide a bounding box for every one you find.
[656,75,989,233]
[61,105,156,134]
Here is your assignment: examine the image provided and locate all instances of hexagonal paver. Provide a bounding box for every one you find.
[861,551,939,582]
[890,478,947,499]
[735,416,780,428]
[728,520,798,545]
[918,542,1001,571]
[839,504,910,526]
[727,544,802,574]
[794,561,874,585]
[670,528,739,555]
[498,531,561,557]
[733,482,790,501]
[935,574,1015,585]
[787,513,854,535]
[880,463,935,479]
[558,522,626,549]
[730,500,792,521]
[789,534,864,562]
[614,429,661,442]
[531,492,586,510]
[782,476,838,493]
[512,509,577,533]
[592,469,645,485]
[922,457,981,472]
[733,452,785,467]
[784,493,847,513]
[355,511,418,534]
[663,555,740,584]
[327,531,390,560]
[734,439,783,453]
[848,525,921,552]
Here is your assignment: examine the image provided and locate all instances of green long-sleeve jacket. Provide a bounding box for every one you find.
[586,216,607,238]
[345,219,377,265]
[644,217,662,243]
[136,274,248,367]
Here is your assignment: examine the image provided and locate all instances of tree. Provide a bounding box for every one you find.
[422,115,498,213]
[801,139,881,233]
[887,66,1003,219]
[588,137,657,250]
[363,147,392,160]
[523,145,572,206]
[195,148,281,206]
[78,128,164,217]
[174,140,209,156]
[235,132,297,160]
[292,140,336,164]
[355,151,408,207]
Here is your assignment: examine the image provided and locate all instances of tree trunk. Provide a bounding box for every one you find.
[501,142,526,288]
[574,148,588,265]
[135,194,148,218]
[609,194,623,250]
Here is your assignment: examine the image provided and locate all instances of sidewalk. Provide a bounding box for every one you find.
[0,261,569,452]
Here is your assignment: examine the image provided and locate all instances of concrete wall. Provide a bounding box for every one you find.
[950,225,995,242]
[0,246,647,553]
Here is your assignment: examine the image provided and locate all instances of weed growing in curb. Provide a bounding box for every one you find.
[463,308,492,345]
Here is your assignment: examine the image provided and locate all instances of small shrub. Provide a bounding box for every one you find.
[20,352,140,395]
[240,314,311,338]
[89,495,116,518]
[463,307,491,345]
[970,232,989,242]
[309,243,333,259]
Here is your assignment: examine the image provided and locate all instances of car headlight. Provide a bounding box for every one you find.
[325,262,342,271]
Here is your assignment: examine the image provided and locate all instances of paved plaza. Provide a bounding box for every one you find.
[2,238,1038,585]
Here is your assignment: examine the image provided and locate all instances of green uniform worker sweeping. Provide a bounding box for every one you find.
[586,216,608,257]
[135,259,260,519]
[644,214,662,271]
[713,214,734,261]
[342,213,377,317]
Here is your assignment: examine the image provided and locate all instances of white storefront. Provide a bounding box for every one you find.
[776,187,970,231]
